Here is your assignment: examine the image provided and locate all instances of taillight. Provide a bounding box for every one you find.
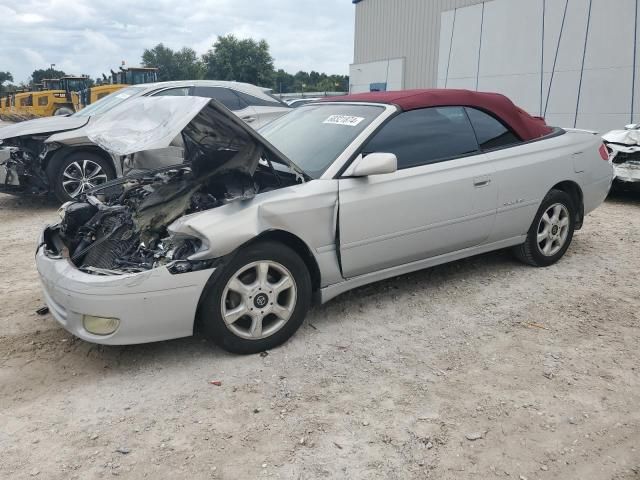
[598,144,610,161]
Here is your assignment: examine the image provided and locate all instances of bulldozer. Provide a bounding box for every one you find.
[73,67,158,110]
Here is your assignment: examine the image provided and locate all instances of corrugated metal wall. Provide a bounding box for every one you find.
[353,0,487,88]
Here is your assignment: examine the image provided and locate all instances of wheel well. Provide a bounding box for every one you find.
[550,181,584,229]
[249,230,321,293]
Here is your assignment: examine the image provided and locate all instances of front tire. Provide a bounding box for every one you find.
[47,151,115,203]
[513,189,576,267]
[198,241,312,354]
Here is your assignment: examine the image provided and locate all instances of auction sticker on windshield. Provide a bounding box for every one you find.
[323,115,365,127]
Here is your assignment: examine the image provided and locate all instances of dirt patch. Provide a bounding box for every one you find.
[0,192,638,479]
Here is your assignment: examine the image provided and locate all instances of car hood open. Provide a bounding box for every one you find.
[86,96,305,177]
[0,115,90,141]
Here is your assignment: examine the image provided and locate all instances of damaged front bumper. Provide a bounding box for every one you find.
[0,145,49,195]
[36,227,217,345]
[0,146,25,192]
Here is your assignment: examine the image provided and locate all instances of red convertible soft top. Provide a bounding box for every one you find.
[327,89,553,142]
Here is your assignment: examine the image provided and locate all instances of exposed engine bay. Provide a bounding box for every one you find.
[42,96,304,276]
[46,159,299,276]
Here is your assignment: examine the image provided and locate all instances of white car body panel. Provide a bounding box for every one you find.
[37,242,215,344]
[338,151,497,277]
[602,125,640,184]
[35,99,614,345]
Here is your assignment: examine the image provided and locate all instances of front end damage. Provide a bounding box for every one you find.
[0,116,89,195]
[0,137,55,194]
[603,124,640,187]
[36,96,305,343]
[42,96,303,276]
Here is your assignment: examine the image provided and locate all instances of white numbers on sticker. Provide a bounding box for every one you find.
[323,115,365,127]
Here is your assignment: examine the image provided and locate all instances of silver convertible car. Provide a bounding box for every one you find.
[36,90,613,353]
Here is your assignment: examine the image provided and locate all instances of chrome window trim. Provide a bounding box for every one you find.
[146,85,195,97]
[318,103,399,180]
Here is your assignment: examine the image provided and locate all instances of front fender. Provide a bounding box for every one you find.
[168,181,339,261]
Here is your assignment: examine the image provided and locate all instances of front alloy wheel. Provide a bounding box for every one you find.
[47,151,116,203]
[62,159,109,198]
[221,261,297,340]
[199,241,311,354]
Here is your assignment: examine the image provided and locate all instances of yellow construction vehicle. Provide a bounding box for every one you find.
[74,67,158,110]
[30,76,89,116]
[8,77,89,117]
[0,95,10,115]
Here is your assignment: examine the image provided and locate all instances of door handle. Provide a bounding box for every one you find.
[241,116,256,123]
[473,176,491,187]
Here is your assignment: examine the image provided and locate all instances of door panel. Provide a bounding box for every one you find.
[338,153,497,278]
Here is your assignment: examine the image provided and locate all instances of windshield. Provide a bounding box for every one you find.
[73,86,146,118]
[259,104,384,178]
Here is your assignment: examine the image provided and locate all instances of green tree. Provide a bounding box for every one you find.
[142,44,205,81]
[30,68,66,86]
[174,47,205,80]
[272,69,295,94]
[0,71,13,95]
[203,35,274,86]
[142,43,177,82]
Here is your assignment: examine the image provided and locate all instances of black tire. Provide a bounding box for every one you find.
[53,106,74,116]
[46,150,116,203]
[198,241,312,354]
[513,189,576,267]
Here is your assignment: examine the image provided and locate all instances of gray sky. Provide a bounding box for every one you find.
[0,0,355,84]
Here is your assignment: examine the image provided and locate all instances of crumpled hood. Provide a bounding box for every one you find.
[86,96,304,176]
[0,115,89,141]
[603,126,640,151]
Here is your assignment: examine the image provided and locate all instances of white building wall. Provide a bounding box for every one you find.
[437,0,640,132]
[351,0,487,93]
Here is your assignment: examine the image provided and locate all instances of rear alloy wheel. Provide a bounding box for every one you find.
[198,241,311,354]
[536,203,570,257]
[47,151,115,203]
[513,189,576,267]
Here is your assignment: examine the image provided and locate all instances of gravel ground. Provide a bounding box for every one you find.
[0,191,638,480]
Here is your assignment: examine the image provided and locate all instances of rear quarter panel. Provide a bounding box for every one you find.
[486,130,611,242]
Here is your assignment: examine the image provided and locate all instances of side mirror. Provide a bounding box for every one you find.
[347,152,397,177]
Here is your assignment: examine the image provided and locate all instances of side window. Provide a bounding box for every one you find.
[192,86,246,111]
[152,87,191,97]
[235,90,283,108]
[465,107,521,150]
[363,107,479,169]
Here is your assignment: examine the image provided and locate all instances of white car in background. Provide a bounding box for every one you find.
[0,80,290,202]
[602,123,640,189]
